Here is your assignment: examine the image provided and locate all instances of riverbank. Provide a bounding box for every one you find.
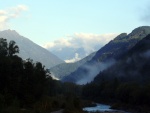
[83,103,131,113]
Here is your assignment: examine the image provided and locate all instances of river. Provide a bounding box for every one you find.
[83,103,130,113]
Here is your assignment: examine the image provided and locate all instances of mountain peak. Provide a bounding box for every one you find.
[0,29,20,37]
[0,30,64,68]
[2,29,17,33]
[132,26,150,32]
[129,26,150,38]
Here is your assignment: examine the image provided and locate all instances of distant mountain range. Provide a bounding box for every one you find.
[0,30,64,68]
[61,26,150,84]
[1,26,150,84]
[50,51,96,79]
[45,33,116,63]
[50,47,88,62]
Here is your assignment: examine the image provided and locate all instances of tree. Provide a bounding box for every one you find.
[0,38,8,57]
[8,40,19,57]
[0,38,19,57]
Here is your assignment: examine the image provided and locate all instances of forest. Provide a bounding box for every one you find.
[0,38,83,113]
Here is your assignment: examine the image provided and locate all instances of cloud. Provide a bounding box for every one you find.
[44,33,118,61]
[0,10,7,15]
[0,5,28,30]
[65,53,81,63]
[69,33,117,54]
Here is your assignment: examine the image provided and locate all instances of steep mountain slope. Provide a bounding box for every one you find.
[50,52,96,79]
[62,26,150,84]
[94,34,150,84]
[0,30,64,68]
[82,35,150,110]
[93,26,150,61]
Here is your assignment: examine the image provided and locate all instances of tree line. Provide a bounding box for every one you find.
[0,38,83,113]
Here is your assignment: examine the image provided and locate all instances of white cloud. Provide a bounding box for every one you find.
[44,33,118,62]
[44,33,117,51]
[71,33,117,54]
[0,10,7,15]
[65,53,81,63]
[0,5,28,30]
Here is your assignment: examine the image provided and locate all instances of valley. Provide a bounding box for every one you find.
[0,26,150,113]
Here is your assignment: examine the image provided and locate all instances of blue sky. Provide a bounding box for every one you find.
[0,0,150,46]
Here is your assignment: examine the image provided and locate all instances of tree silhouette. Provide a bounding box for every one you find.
[0,38,8,57]
[8,40,19,57]
[0,38,19,57]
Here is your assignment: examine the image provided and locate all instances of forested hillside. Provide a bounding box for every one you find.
[0,38,83,113]
[82,34,150,113]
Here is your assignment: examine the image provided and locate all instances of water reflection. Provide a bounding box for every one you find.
[83,103,129,113]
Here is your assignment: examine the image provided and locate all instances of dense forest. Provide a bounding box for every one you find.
[0,38,83,113]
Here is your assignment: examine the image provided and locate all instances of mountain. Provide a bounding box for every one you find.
[50,52,96,79]
[50,47,87,62]
[94,34,150,83]
[82,35,150,110]
[62,26,150,84]
[45,33,117,63]
[0,30,64,68]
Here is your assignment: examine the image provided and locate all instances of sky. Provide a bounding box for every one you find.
[0,0,150,47]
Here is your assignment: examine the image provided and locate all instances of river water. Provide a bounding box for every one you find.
[83,103,129,113]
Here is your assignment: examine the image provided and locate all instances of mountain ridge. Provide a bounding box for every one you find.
[94,33,150,83]
[62,26,150,84]
[0,29,64,68]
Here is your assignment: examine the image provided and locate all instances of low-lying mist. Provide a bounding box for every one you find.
[76,59,116,85]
